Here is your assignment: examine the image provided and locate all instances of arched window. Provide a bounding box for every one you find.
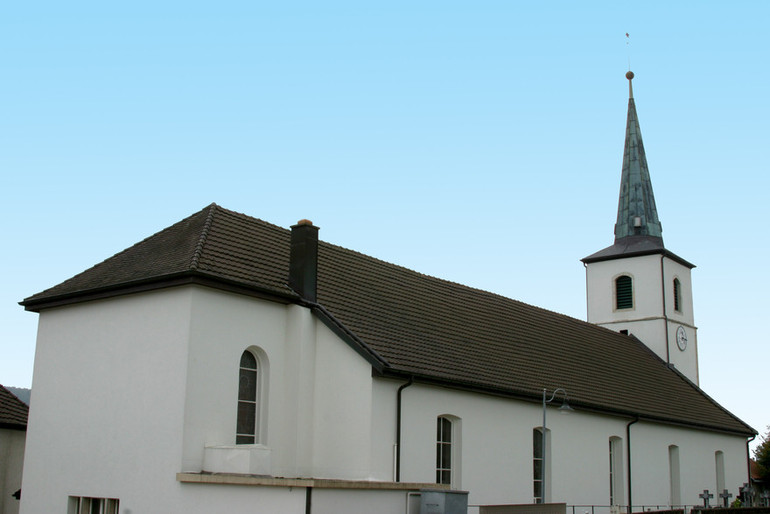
[615,275,633,310]
[609,437,625,506]
[436,415,461,487]
[237,350,259,444]
[669,445,681,506]
[715,451,725,498]
[673,278,682,312]
[436,416,452,485]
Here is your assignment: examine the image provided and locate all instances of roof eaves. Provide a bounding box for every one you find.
[0,422,26,431]
[661,359,756,435]
[582,246,695,269]
[20,271,300,312]
[375,368,755,437]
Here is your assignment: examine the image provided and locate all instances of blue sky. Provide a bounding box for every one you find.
[2,2,768,447]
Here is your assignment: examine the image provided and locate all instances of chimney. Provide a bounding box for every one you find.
[288,219,319,302]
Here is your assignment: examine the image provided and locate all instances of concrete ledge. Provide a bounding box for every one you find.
[203,444,272,475]
[177,472,449,491]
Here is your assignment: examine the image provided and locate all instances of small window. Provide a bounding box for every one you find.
[436,416,452,485]
[615,275,633,310]
[68,496,119,514]
[673,278,682,312]
[237,350,259,444]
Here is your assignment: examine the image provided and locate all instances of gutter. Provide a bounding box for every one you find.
[376,368,754,437]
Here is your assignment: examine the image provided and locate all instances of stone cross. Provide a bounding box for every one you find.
[740,483,753,507]
[719,489,732,507]
[699,489,714,508]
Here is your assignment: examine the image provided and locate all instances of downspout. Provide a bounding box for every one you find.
[626,416,639,514]
[746,433,757,504]
[660,256,671,364]
[583,262,589,321]
[396,376,414,482]
[305,486,313,514]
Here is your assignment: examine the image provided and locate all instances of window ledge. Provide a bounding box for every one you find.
[177,472,449,491]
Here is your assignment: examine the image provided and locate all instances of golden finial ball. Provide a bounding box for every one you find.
[626,71,634,80]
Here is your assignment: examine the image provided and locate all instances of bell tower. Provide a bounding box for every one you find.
[582,71,699,384]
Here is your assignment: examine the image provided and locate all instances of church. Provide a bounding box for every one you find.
[17,73,754,514]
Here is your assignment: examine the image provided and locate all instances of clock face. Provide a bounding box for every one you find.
[676,326,688,351]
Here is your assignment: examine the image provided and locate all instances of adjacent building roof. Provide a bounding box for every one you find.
[21,204,754,436]
[0,384,29,430]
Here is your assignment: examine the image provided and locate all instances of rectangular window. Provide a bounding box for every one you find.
[68,497,120,514]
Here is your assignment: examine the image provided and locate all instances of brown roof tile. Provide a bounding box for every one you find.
[21,205,754,436]
[0,384,29,429]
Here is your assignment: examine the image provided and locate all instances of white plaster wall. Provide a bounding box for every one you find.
[394,382,749,511]
[371,379,399,482]
[312,488,416,514]
[0,428,25,514]
[20,289,194,514]
[181,287,376,480]
[181,287,291,473]
[19,284,745,514]
[586,255,664,326]
[312,323,375,479]
[661,258,698,384]
[630,423,747,508]
[19,287,381,514]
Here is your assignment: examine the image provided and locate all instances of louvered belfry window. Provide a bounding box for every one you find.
[673,278,682,312]
[615,275,633,310]
[237,350,258,444]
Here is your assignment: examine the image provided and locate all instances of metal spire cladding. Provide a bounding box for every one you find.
[614,71,663,243]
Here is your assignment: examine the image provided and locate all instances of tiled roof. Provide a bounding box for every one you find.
[22,204,754,436]
[0,384,29,429]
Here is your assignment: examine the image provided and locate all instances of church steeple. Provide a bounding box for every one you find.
[614,71,663,244]
[582,70,699,385]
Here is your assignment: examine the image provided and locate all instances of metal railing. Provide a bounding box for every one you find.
[567,505,697,514]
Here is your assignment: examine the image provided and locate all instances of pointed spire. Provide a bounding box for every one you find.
[614,71,663,243]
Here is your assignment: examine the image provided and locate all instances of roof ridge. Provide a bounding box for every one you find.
[190,203,219,271]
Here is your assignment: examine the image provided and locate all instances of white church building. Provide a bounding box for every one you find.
[18,73,754,514]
